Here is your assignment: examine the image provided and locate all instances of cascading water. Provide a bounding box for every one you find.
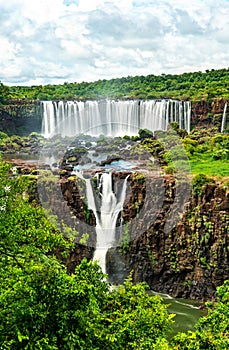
[74,171,129,273]
[41,99,191,137]
[221,102,228,132]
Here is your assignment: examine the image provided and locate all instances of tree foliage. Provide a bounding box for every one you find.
[1,68,229,102]
[0,82,10,105]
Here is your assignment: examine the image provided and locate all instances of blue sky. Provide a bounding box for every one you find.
[0,0,228,85]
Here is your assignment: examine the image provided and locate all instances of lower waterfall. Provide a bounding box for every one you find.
[74,171,129,273]
[41,99,191,137]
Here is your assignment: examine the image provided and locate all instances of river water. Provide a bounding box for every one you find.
[151,291,204,336]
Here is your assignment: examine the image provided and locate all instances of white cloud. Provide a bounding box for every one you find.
[0,0,228,85]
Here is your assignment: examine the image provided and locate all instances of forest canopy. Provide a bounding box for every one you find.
[1,67,229,102]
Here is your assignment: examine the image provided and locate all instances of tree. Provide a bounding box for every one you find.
[0,82,10,104]
[6,68,229,101]
[172,280,229,350]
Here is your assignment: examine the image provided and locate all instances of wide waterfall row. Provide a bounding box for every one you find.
[41,99,191,138]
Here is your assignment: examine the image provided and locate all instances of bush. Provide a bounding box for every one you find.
[0,131,9,140]
[192,173,209,197]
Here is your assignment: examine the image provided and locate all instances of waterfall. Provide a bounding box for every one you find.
[221,102,228,133]
[74,171,129,273]
[41,99,191,137]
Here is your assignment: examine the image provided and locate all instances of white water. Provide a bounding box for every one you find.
[41,99,191,137]
[74,171,129,273]
[221,102,228,132]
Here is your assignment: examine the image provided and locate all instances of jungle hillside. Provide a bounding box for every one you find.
[1,68,229,102]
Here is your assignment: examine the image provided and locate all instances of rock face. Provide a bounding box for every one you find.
[191,100,211,128]
[0,100,41,135]
[115,176,229,301]
[191,98,227,130]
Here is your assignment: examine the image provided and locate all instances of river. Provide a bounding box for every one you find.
[151,291,205,336]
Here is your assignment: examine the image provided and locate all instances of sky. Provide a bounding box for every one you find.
[0,0,229,86]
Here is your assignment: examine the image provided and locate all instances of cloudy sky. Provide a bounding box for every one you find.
[0,0,228,85]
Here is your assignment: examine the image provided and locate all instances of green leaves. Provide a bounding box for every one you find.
[97,278,175,349]
[0,82,10,105]
[181,129,229,177]
[4,68,229,101]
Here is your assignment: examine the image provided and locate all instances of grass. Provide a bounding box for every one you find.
[189,154,229,177]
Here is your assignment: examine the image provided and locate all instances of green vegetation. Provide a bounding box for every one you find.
[182,128,229,177]
[0,67,228,101]
[139,126,229,178]
[189,154,229,177]
[0,82,10,105]
[191,174,209,197]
